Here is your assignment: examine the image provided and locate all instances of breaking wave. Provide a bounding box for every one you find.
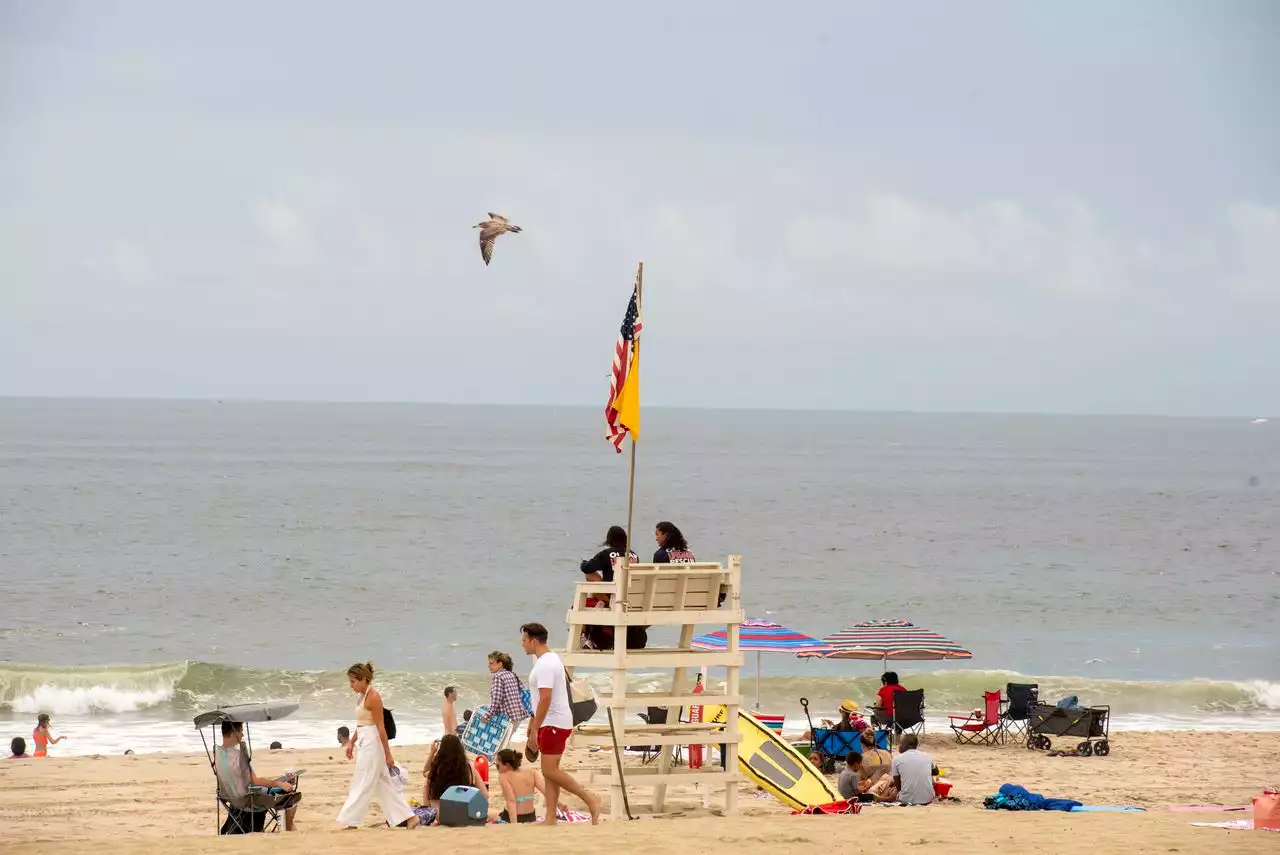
[2,662,1277,721]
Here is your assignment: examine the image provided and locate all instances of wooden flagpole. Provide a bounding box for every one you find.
[623,261,643,559]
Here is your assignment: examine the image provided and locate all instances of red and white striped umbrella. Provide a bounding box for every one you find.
[797,619,972,663]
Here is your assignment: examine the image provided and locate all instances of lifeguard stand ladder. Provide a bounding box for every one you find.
[562,555,744,819]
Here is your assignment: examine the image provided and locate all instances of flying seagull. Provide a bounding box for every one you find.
[474,212,522,266]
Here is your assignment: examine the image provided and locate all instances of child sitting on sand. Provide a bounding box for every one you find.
[495,748,560,824]
[837,751,863,800]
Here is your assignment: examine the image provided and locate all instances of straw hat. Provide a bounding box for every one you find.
[840,699,859,714]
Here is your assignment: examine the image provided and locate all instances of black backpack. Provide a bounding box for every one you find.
[383,707,397,740]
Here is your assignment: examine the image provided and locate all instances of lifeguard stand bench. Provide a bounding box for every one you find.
[562,555,744,819]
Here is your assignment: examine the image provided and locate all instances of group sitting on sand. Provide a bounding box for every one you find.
[838,733,939,805]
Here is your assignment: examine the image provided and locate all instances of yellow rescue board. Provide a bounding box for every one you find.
[709,708,840,810]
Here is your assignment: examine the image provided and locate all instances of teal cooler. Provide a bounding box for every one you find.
[439,785,488,827]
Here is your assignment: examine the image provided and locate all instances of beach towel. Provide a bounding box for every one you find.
[1166,805,1247,812]
[527,808,591,823]
[1069,806,1145,813]
[792,799,862,815]
[984,784,1082,812]
[1190,819,1272,830]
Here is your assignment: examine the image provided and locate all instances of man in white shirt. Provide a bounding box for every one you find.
[890,733,939,805]
[521,621,601,824]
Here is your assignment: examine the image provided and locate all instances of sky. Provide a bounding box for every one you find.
[1,1,1277,415]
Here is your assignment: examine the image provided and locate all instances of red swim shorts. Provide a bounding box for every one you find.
[537,726,571,756]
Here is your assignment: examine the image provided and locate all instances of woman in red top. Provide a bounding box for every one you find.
[872,672,907,726]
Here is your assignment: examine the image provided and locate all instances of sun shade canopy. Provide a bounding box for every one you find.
[193,701,299,729]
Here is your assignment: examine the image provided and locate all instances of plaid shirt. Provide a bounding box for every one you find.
[490,668,527,722]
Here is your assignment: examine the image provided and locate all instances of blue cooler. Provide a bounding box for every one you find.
[438,785,488,827]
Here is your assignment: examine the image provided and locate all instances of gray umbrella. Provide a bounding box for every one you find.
[193,701,299,730]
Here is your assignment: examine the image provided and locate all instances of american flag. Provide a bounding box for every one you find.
[605,285,643,452]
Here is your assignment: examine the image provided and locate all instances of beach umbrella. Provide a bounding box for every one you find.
[692,618,832,709]
[797,619,972,666]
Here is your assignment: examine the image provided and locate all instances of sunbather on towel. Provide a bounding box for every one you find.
[215,721,302,832]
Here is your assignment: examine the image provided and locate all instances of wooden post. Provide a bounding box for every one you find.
[723,555,743,815]
[610,557,630,819]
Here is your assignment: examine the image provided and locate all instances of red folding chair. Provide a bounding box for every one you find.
[948,690,1005,746]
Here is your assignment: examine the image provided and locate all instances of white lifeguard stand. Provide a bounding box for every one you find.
[562,555,745,819]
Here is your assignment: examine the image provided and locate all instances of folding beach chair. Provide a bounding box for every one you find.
[1002,683,1039,745]
[948,690,1005,746]
[891,689,926,745]
[217,786,303,835]
[461,704,517,761]
[634,707,684,766]
[195,702,301,835]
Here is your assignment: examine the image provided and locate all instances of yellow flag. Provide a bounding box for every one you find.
[612,339,641,441]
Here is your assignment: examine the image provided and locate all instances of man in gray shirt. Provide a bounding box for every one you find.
[890,733,939,805]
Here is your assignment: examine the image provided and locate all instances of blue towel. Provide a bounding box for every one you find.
[985,783,1083,812]
[1069,806,1145,813]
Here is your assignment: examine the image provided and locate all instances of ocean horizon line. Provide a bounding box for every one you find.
[0,394,1268,422]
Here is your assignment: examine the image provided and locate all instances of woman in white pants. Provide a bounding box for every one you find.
[336,661,420,829]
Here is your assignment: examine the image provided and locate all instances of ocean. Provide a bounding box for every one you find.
[1,398,1277,756]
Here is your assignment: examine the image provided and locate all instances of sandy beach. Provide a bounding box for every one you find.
[1,731,1274,854]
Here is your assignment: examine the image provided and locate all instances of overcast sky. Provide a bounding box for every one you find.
[1,1,1276,415]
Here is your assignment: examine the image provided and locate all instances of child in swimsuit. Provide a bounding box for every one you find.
[495,748,551,824]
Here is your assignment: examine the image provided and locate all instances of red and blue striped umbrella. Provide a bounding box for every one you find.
[693,619,831,709]
[797,619,972,663]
